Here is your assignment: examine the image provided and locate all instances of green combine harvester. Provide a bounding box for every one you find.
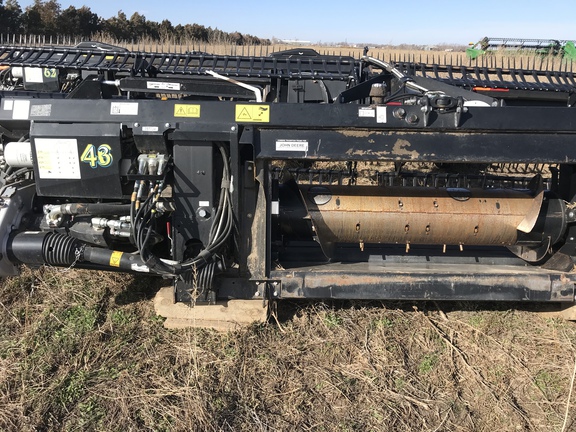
[467,37,576,60]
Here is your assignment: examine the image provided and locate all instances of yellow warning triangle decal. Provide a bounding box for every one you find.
[237,107,252,120]
[177,107,186,115]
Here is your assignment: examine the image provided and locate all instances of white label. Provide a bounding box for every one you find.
[376,106,387,123]
[199,201,210,207]
[110,102,139,115]
[271,201,279,215]
[24,67,43,83]
[358,107,375,118]
[131,263,150,273]
[12,100,30,120]
[3,100,13,110]
[147,81,181,91]
[35,138,81,179]
[30,104,52,117]
[276,140,309,152]
[463,100,491,107]
[142,126,159,132]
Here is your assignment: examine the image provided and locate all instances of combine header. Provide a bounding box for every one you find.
[1,42,576,326]
[467,37,576,60]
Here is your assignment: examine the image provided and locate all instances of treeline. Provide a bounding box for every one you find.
[0,0,271,45]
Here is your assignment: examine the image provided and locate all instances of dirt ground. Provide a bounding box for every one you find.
[1,267,576,431]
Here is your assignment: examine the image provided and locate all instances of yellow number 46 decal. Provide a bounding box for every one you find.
[81,144,113,168]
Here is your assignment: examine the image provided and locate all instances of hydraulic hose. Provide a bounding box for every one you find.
[46,203,132,227]
[56,203,131,216]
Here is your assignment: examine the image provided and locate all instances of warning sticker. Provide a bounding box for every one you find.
[109,251,123,267]
[35,138,81,179]
[235,105,270,123]
[30,104,52,117]
[110,102,139,116]
[147,81,181,91]
[174,104,201,118]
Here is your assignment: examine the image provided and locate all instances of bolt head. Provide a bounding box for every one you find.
[406,114,419,124]
[164,123,171,128]
[231,126,237,131]
[393,107,406,119]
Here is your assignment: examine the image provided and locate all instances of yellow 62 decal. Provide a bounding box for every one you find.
[80,144,113,168]
[43,68,57,78]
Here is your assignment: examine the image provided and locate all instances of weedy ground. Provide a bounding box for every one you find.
[1,267,576,431]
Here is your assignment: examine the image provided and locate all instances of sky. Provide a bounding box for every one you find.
[14,0,576,46]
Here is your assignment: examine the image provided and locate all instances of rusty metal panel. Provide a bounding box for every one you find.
[300,185,541,254]
[273,262,576,302]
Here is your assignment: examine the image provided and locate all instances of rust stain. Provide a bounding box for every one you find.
[338,129,373,138]
[246,173,267,279]
[392,139,419,159]
[345,148,390,157]
[336,129,488,139]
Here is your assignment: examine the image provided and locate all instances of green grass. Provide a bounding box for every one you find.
[418,353,439,374]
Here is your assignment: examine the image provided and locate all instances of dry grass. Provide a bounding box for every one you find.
[1,267,576,431]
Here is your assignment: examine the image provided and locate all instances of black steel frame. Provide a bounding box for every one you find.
[1,45,576,304]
